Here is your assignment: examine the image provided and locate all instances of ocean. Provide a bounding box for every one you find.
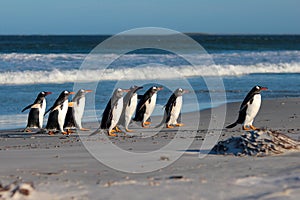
[0,34,300,130]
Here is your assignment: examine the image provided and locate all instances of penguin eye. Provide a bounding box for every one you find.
[256,86,259,90]
[64,91,68,94]
[153,87,157,90]
[41,92,45,94]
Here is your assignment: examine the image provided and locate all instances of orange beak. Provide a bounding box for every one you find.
[69,91,75,94]
[261,87,268,91]
[85,90,93,93]
[157,87,164,91]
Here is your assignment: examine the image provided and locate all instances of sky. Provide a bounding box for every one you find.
[0,0,299,35]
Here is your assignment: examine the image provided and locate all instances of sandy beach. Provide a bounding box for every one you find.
[1,98,300,200]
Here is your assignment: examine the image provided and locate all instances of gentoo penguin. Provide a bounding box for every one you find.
[45,90,74,135]
[21,91,52,131]
[64,89,92,131]
[156,88,189,128]
[100,88,129,136]
[226,85,268,130]
[133,86,163,127]
[119,85,143,132]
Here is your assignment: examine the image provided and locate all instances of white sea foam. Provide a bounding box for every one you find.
[0,63,300,85]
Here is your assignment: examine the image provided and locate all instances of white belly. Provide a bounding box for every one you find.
[143,93,157,122]
[58,100,68,131]
[109,98,123,131]
[244,94,261,125]
[74,97,85,129]
[124,94,137,128]
[39,99,46,128]
[168,96,182,125]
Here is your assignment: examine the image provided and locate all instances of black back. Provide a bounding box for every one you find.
[22,91,48,128]
[64,107,75,128]
[100,89,123,129]
[164,93,177,123]
[46,110,60,129]
[133,87,156,121]
[235,86,263,124]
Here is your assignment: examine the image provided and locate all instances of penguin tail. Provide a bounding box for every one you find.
[89,128,102,136]
[154,113,167,128]
[226,122,238,129]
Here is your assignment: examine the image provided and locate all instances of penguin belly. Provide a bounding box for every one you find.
[73,98,85,129]
[244,94,261,126]
[58,100,69,132]
[39,99,46,128]
[124,94,138,129]
[143,93,157,123]
[109,98,123,132]
[167,96,182,125]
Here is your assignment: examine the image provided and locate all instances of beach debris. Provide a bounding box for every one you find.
[0,182,35,200]
[212,130,300,156]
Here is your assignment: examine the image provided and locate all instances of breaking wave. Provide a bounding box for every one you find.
[1,63,300,85]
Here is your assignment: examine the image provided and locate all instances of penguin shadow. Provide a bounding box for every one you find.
[0,129,44,138]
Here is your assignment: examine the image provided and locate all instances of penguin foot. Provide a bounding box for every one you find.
[66,129,74,134]
[250,125,259,130]
[48,131,55,135]
[175,123,184,127]
[114,126,122,133]
[142,122,149,128]
[125,128,134,132]
[108,131,117,137]
[144,121,151,125]
[242,126,252,131]
[166,124,174,129]
[62,131,69,135]
[24,129,32,133]
[80,128,90,131]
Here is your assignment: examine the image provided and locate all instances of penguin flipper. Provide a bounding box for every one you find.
[21,104,34,112]
[226,122,238,129]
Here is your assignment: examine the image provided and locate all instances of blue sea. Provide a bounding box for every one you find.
[0,35,300,130]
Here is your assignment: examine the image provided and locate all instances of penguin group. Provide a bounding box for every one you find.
[22,85,268,136]
[22,89,92,135]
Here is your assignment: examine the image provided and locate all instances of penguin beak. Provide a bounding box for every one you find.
[261,87,268,91]
[183,90,190,94]
[85,90,93,93]
[122,89,130,92]
[45,92,52,96]
[69,92,75,94]
[157,87,164,91]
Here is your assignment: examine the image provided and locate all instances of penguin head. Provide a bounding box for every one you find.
[113,88,130,99]
[174,88,189,97]
[76,89,93,98]
[252,85,268,94]
[130,85,143,93]
[151,86,164,93]
[38,91,52,98]
[60,90,75,100]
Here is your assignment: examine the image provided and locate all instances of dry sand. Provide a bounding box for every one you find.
[0,98,300,200]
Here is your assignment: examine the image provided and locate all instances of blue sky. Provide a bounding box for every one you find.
[0,0,299,35]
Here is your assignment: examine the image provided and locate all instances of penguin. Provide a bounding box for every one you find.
[156,88,189,128]
[45,90,75,135]
[133,86,163,127]
[64,89,92,131]
[119,85,143,132]
[100,88,129,136]
[21,91,52,132]
[226,85,268,130]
